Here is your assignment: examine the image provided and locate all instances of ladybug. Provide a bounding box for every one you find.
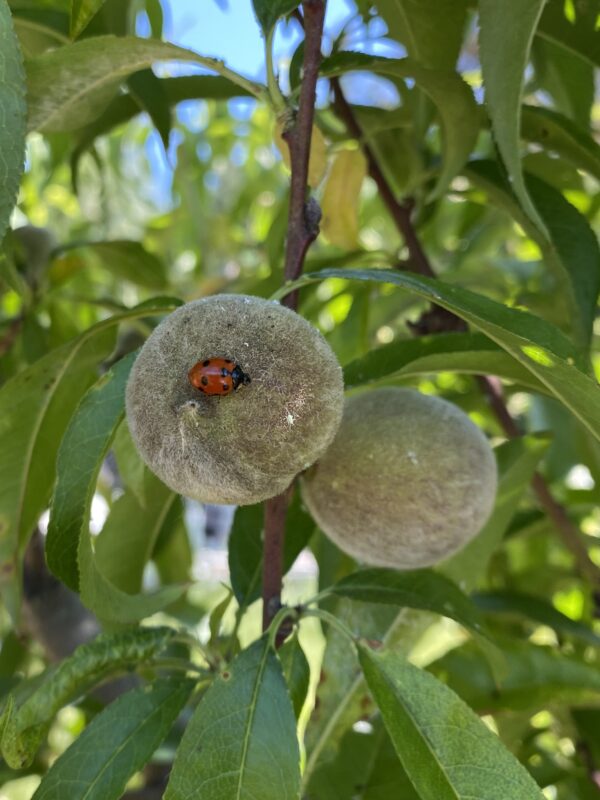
[188,357,251,396]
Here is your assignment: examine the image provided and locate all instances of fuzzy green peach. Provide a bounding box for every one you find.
[125,294,344,505]
[301,387,497,569]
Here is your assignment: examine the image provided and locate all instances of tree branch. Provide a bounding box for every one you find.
[331,82,600,591]
[262,0,326,635]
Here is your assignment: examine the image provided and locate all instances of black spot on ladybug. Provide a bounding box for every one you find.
[201,377,208,386]
[222,383,228,391]
[221,368,228,377]
[203,359,210,367]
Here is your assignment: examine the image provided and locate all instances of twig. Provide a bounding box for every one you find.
[262,485,294,633]
[332,82,600,591]
[262,0,326,635]
[282,0,326,299]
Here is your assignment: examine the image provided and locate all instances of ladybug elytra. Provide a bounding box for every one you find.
[188,357,251,396]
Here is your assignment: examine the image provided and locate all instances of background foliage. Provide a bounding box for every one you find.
[1,0,600,798]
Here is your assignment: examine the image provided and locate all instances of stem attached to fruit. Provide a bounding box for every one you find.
[262,1,327,636]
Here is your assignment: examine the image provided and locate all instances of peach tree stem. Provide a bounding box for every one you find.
[262,0,326,634]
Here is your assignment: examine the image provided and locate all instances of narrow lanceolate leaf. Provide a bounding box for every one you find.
[0,329,114,620]
[328,569,489,642]
[466,160,600,348]
[47,352,136,591]
[479,0,548,234]
[0,299,179,619]
[279,635,310,719]
[0,627,176,769]
[252,0,300,36]
[73,240,168,290]
[321,149,367,250]
[126,69,172,152]
[358,644,545,800]
[521,105,600,183]
[0,0,27,243]
[320,52,478,199]
[430,639,600,713]
[272,268,600,447]
[46,349,185,623]
[26,35,263,132]
[94,475,176,594]
[343,331,548,394]
[70,0,107,38]
[536,0,600,69]
[375,0,468,69]
[472,591,600,647]
[165,636,300,800]
[32,678,193,800]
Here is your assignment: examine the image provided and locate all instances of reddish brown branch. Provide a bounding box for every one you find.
[262,1,326,635]
[332,82,600,591]
[281,0,326,305]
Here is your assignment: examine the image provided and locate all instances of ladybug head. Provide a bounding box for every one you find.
[231,365,251,390]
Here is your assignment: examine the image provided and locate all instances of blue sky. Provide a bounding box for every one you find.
[162,0,357,81]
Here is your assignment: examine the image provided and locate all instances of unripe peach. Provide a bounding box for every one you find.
[126,295,344,505]
[301,388,497,568]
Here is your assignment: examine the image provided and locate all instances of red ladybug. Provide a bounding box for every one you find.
[188,357,251,396]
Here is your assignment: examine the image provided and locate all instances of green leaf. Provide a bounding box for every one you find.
[537,0,600,69]
[279,634,310,718]
[466,160,600,347]
[0,626,176,769]
[126,68,172,152]
[0,298,178,614]
[375,0,468,69]
[111,420,146,506]
[94,474,177,594]
[472,590,600,647]
[72,74,252,167]
[521,106,600,183]
[272,268,600,447]
[70,0,106,38]
[228,493,314,610]
[320,51,478,199]
[252,0,300,36]
[303,600,427,788]
[358,644,545,800]
[0,327,114,619]
[165,636,301,800]
[46,352,137,591]
[329,568,491,638]
[26,35,263,132]
[72,240,168,290]
[32,678,193,800]
[430,638,600,712]
[479,0,548,234]
[45,351,184,623]
[307,719,419,800]
[343,331,548,393]
[532,37,594,128]
[0,0,27,243]
[442,435,550,590]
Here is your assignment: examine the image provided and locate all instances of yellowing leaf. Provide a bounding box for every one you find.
[273,120,328,188]
[320,149,367,249]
